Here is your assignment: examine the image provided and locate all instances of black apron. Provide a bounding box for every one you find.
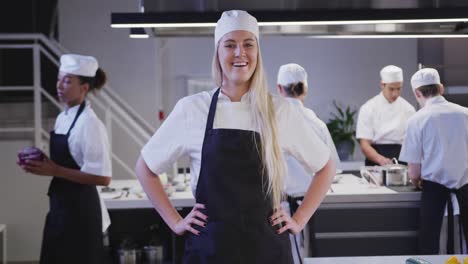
[419,180,468,254]
[40,101,104,264]
[183,88,293,264]
[365,143,406,166]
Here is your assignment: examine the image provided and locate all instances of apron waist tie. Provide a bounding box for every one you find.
[447,188,456,254]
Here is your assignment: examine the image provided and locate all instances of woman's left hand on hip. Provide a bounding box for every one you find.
[270,207,301,235]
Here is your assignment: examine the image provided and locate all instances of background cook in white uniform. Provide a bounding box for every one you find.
[276,63,340,197]
[400,68,468,254]
[276,63,340,263]
[356,65,415,166]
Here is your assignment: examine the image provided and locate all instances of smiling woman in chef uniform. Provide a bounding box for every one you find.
[356,65,416,166]
[135,10,335,264]
[19,54,112,264]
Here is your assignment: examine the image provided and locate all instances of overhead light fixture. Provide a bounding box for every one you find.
[307,34,468,39]
[111,8,468,29]
[129,28,149,38]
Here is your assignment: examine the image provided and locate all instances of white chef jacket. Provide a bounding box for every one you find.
[141,88,331,195]
[284,98,341,196]
[356,92,415,144]
[54,101,112,232]
[399,96,468,189]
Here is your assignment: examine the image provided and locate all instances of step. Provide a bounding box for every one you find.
[0,118,55,141]
[0,101,59,121]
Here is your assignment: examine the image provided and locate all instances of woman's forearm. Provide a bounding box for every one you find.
[135,155,183,233]
[292,158,335,229]
[55,166,111,186]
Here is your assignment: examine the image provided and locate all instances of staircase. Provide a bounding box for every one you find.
[0,33,156,178]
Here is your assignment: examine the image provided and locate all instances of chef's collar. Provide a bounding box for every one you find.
[285,97,303,107]
[64,101,88,115]
[424,95,445,107]
[378,91,399,105]
[218,88,251,103]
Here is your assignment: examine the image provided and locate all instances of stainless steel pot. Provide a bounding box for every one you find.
[117,249,142,264]
[143,245,164,264]
[382,158,408,186]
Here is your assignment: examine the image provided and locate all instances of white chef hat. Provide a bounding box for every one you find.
[277,63,308,88]
[380,65,403,83]
[214,10,259,46]
[410,68,440,90]
[59,54,98,77]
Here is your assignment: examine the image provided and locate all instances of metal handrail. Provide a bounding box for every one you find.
[0,33,154,178]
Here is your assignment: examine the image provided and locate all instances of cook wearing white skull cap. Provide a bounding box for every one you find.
[137,10,335,264]
[60,54,98,77]
[400,67,468,254]
[356,65,416,166]
[19,53,112,263]
[410,68,441,90]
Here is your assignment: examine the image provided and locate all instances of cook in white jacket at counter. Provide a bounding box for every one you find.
[277,63,341,197]
[277,63,341,262]
[356,65,416,166]
[399,68,468,254]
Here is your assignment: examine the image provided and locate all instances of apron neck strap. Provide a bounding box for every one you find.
[205,88,221,133]
[66,101,86,136]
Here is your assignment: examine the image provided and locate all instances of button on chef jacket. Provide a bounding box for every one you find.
[54,102,112,232]
[283,98,340,196]
[142,88,331,195]
[357,92,415,144]
[399,96,468,189]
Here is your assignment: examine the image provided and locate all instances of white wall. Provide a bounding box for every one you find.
[0,140,50,261]
[443,39,468,85]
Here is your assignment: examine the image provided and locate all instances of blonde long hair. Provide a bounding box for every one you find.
[212,44,286,209]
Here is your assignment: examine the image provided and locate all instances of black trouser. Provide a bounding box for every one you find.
[287,196,317,257]
[457,184,468,251]
[419,181,468,254]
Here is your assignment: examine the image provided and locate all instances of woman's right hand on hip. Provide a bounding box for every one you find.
[173,203,208,236]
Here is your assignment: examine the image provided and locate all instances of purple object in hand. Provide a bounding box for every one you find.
[18,146,45,165]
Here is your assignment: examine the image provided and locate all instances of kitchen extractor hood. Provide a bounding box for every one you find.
[111,0,468,37]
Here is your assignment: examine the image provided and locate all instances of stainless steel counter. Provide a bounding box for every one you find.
[100,174,421,210]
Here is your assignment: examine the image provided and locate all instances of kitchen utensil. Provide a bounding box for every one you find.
[101,186,116,193]
[360,166,383,185]
[122,187,130,197]
[117,249,136,264]
[143,245,164,264]
[360,168,381,186]
[382,158,408,186]
[112,192,125,199]
[174,182,186,192]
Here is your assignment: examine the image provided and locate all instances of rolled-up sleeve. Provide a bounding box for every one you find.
[80,118,112,176]
[399,119,422,163]
[278,102,330,174]
[141,99,188,175]
[356,104,373,140]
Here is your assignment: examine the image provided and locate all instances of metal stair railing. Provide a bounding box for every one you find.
[0,33,156,178]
